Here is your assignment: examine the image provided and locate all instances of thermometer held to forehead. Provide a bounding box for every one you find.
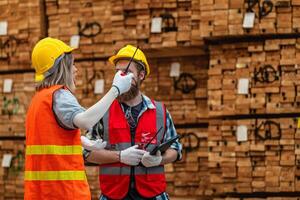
[122,46,139,75]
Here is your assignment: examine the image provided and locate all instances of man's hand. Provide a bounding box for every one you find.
[120,145,146,166]
[112,71,134,95]
[81,136,107,151]
[141,151,162,167]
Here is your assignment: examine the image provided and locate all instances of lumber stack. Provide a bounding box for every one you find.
[0,140,25,200]
[200,0,300,37]
[208,118,299,195]
[207,38,300,196]
[46,0,114,58]
[0,0,42,71]
[208,39,300,117]
[168,127,210,197]
[0,73,35,137]
[149,56,208,124]
[45,0,204,55]
[137,0,203,48]
[85,166,100,200]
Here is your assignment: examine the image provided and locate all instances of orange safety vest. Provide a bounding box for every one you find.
[24,85,91,200]
[99,100,166,199]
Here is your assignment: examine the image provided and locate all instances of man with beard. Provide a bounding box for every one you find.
[84,45,182,200]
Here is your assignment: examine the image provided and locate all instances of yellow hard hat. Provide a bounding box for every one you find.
[109,45,150,77]
[31,37,75,82]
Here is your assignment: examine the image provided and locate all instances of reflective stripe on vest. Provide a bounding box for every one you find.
[25,171,87,181]
[154,101,165,143]
[26,145,82,155]
[101,142,160,152]
[101,166,164,175]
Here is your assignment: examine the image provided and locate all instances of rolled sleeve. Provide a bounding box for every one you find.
[53,89,86,130]
[163,109,182,161]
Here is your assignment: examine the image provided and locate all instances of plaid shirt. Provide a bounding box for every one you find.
[85,95,182,200]
[135,95,182,158]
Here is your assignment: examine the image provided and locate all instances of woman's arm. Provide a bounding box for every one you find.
[73,87,118,130]
[73,71,133,130]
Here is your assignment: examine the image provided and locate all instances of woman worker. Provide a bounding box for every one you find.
[24,37,133,200]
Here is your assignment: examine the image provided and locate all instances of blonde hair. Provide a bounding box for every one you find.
[36,53,75,92]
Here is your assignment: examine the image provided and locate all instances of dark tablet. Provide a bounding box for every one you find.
[150,135,181,155]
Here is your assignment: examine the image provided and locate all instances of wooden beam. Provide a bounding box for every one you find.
[144,46,207,58]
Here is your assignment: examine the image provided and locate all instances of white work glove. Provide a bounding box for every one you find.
[120,145,146,166]
[112,71,134,96]
[141,151,162,168]
[81,136,107,151]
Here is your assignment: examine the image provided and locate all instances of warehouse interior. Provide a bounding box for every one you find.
[2,0,300,199]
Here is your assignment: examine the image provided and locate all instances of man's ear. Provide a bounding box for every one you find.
[139,71,146,80]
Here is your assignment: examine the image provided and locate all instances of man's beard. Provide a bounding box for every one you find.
[117,78,140,102]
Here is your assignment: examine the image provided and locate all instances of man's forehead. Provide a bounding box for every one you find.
[116,60,137,68]
[116,60,130,65]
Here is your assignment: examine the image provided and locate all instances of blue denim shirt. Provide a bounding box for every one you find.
[52,89,85,129]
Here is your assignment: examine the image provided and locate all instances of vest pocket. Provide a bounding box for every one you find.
[109,122,131,145]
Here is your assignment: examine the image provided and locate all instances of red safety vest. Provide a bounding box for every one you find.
[99,100,167,199]
[24,85,91,200]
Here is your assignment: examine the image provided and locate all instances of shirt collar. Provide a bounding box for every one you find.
[119,94,156,111]
[141,94,156,110]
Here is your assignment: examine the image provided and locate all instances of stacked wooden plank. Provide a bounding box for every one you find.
[191,0,202,45]
[208,39,300,116]
[205,7,300,193]
[148,0,204,48]
[0,73,34,199]
[208,118,299,195]
[207,38,300,196]
[200,0,300,37]
[85,166,100,200]
[170,128,209,197]
[111,0,129,50]
[46,0,205,55]
[0,73,35,137]
[46,0,114,58]
[115,0,201,48]
[150,56,208,123]
[0,140,25,200]
[0,0,42,71]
